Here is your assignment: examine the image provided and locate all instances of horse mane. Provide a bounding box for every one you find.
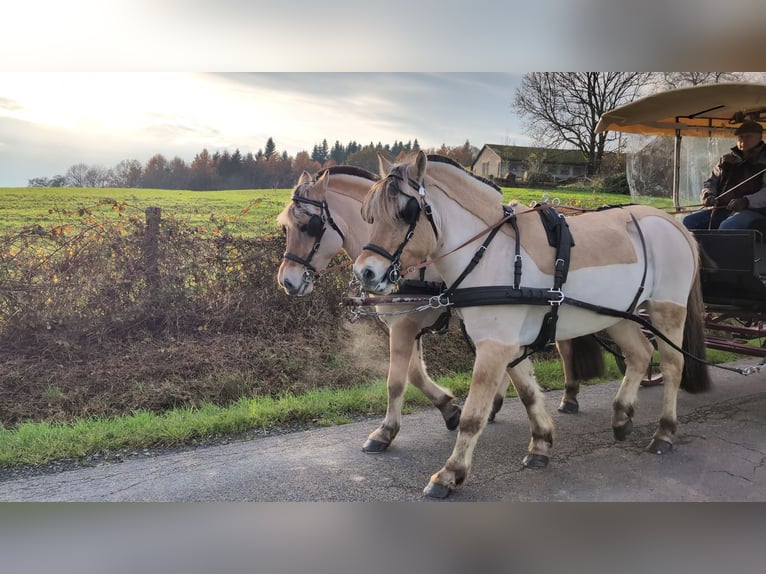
[361,153,505,230]
[316,165,379,182]
[426,154,501,194]
[423,155,506,229]
[279,164,378,228]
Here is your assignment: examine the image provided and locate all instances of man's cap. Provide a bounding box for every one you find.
[734,120,764,136]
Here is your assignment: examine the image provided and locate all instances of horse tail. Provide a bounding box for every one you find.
[680,267,711,393]
[568,335,605,381]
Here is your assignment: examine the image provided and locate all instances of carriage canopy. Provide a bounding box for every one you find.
[595,82,766,138]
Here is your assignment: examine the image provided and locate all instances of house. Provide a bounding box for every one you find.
[471,144,589,183]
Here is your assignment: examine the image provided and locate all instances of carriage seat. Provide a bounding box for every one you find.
[692,229,766,310]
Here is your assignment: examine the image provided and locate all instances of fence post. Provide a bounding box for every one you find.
[143,206,161,296]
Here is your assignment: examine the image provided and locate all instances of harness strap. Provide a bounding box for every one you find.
[526,206,573,353]
[440,207,512,300]
[508,213,522,289]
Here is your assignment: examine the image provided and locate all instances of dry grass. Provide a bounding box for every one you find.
[0,202,474,428]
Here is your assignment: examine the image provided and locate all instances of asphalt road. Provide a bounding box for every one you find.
[2,358,765,502]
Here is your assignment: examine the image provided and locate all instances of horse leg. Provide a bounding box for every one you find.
[489,372,511,422]
[424,340,539,499]
[556,339,579,414]
[604,321,654,441]
[645,301,686,454]
[407,337,461,431]
[362,317,419,453]
[505,357,555,468]
[557,336,606,414]
[459,318,507,422]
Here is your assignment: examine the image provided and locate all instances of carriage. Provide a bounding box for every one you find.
[595,82,766,363]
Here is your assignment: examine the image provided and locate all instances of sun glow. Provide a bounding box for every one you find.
[0,73,307,151]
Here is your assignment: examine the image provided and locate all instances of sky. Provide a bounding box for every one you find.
[0,73,529,186]
[1,0,760,187]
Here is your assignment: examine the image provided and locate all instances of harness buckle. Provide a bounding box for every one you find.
[388,263,401,284]
[547,288,564,305]
[428,293,452,309]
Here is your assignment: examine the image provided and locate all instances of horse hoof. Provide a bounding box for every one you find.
[646,438,673,455]
[445,407,461,431]
[423,482,452,499]
[613,420,634,441]
[557,401,579,414]
[362,439,390,453]
[522,454,549,469]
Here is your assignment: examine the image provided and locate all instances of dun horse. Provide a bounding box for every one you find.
[353,151,710,498]
[277,166,602,455]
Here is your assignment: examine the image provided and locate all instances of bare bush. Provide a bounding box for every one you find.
[0,202,473,426]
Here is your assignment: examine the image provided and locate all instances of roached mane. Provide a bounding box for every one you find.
[361,153,507,230]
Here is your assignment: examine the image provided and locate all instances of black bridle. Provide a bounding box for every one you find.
[282,195,345,284]
[362,172,438,284]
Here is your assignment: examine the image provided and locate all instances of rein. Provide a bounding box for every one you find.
[404,202,558,277]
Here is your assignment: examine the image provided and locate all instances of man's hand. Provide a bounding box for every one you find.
[701,191,717,207]
[727,197,749,212]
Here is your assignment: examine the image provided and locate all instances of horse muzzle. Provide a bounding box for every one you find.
[353,259,397,294]
[278,267,314,297]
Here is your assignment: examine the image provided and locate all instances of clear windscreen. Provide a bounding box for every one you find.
[624,134,726,208]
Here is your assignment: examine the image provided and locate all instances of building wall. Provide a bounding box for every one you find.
[474,147,502,178]
[474,146,588,182]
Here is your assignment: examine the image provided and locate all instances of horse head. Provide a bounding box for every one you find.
[354,150,440,294]
[277,170,345,296]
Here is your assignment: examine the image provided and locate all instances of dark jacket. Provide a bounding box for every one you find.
[703,141,766,212]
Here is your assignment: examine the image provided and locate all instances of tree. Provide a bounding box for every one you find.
[311,139,329,164]
[346,146,381,173]
[658,72,743,90]
[112,159,143,187]
[65,163,91,187]
[189,149,216,190]
[142,154,172,189]
[513,72,654,176]
[330,140,346,164]
[264,137,276,160]
[292,151,321,181]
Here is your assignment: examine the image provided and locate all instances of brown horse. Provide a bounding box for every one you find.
[354,151,710,498]
[277,166,604,456]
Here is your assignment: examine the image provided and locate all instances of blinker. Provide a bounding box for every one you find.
[401,197,421,225]
[304,214,324,238]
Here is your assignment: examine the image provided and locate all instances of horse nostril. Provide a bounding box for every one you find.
[283,278,294,291]
[362,268,376,284]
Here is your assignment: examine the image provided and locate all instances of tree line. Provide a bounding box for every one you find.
[28,137,477,190]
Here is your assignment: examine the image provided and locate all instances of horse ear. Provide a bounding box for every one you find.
[317,169,330,193]
[378,152,393,177]
[414,150,427,182]
[298,171,312,185]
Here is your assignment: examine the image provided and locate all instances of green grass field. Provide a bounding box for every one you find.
[0,185,671,236]
[0,187,292,235]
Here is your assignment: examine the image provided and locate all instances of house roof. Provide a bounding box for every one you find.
[474,144,587,168]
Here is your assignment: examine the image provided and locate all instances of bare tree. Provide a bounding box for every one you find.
[112,159,144,187]
[657,72,744,90]
[65,163,91,187]
[513,72,654,176]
